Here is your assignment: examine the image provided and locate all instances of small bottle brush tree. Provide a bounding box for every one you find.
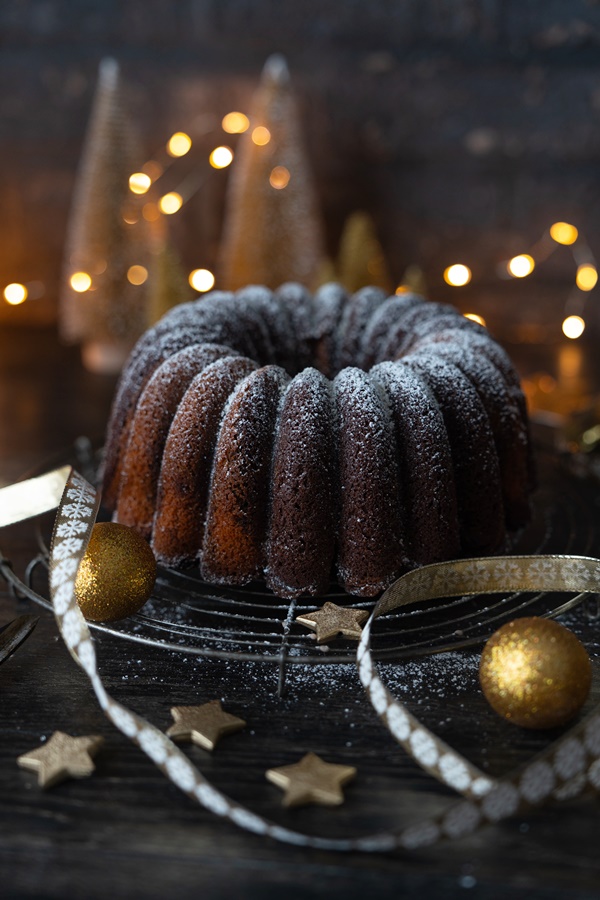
[60,58,149,373]
[336,210,393,294]
[146,241,192,327]
[219,55,325,291]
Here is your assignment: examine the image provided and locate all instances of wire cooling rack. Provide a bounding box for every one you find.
[1,439,599,694]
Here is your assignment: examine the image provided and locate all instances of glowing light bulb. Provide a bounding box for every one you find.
[507,254,535,278]
[464,313,486,327]
[158,192,183,215]
[562,315,585,339]
[129,172,151,194]
[550,222,578,245]
[167,132,192,157]
[209,146,234,169]
[252,126,271,146]
[269,166,291,189]
[70,272,92,293]
[222,112,250,134]
[582,424,600,447]
[127,265,148,285]
[443,264,471,287]
[3,283,27,305]
[576,264,598,291]
[189,268,215,292]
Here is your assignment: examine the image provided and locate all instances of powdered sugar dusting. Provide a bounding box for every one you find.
[105,282,530,599]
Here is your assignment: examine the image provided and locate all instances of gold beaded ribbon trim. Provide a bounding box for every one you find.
[5,466,600,852]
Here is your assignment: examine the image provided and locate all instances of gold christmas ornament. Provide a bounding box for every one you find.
[479,617,592,730]
[74,522,156,622]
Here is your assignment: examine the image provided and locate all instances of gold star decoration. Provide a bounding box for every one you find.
[266,752,357,808]
[296,601,369,644]
[17,731,104,789]
[166,700,246,751]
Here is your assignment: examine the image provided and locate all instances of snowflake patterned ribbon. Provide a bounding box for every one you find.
[43,468,600,853]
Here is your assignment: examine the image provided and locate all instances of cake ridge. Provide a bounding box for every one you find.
[152,354,259,567]
[103,283,534,599]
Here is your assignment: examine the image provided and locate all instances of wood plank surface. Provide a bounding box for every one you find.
[1,325,600,898]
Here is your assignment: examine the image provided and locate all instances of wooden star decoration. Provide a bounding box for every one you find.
[166,700,246,751]
[296,601,370,644]
[266,752,357,808]
[17,731,104,789]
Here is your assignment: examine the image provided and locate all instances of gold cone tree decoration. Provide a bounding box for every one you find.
[336,210,393,294]
[60,58,149,373]
[146,242,193,327]
[219,54,325,291]
[398,263,427,296]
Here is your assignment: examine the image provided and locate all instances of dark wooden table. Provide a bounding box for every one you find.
[1,325,600,900]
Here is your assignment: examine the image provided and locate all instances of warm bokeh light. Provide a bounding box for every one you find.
[209,146,234,168]
[443,264,471,286]
[562,315,585,339]
[158,192,183,214]
[550,222,578,245]
[142,202,160,222]
[122,210,139,225]
[537,374,557,394]
[127,265,148,285]
[189,268,215,292]
[3,283,28,305]
[507,254,535,278]
[252,126,271,146]
[576,264,598,291]
[464,312,486,327]
[582,424,600,447]
[167,132,192,157]
[222,112,250,134]
[129,172,151,194]
[395,285,410,295]
[70,272,92,293]
[269,166,291,189]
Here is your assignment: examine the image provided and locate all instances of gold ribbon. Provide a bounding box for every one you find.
[2,467,600,852]
[0,466,71,528]
[375,554,599,615]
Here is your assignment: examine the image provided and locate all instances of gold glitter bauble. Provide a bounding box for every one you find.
[479,617,592,729]
[75,522,156,622]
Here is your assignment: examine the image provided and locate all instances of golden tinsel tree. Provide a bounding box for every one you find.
[146,242,193,327]
[59,58,149,373]
[336,210,393,294]
[218,54,325,290]
[398,263,427,296]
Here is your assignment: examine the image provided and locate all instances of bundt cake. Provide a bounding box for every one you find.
[101,283,534,599]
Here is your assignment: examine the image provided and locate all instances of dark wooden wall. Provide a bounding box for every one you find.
[2,0,600,337]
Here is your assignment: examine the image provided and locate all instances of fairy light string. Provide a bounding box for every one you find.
[444,221,597,341]
[3,83,596,336]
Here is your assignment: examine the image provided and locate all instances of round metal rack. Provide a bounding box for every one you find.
[2,440,599,695]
